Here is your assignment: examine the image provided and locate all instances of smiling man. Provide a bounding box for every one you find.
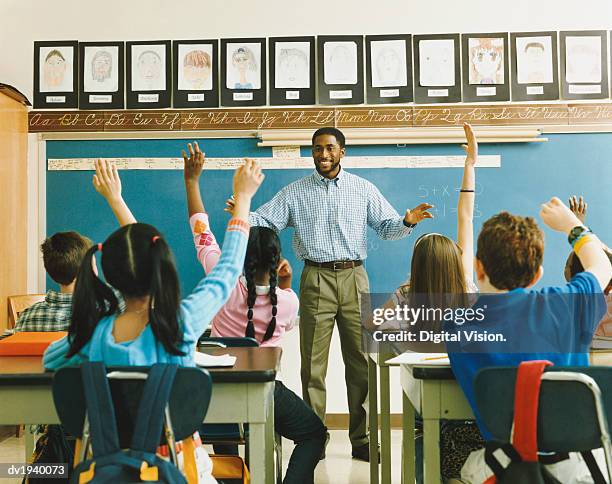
[244,126,433,461]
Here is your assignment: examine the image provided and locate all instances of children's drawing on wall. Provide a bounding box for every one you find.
[565,36,602,83]
[419,39,455,86]
[468,37,504,84]
[371,40,407,87]
[226,43,261,89]
[131,44,166,91]
[83,46,119,92]
[178,44,213,90]
[275,42,310,89]
[516,36,553,84]
[39,46,73,92]
[324,41,358,85]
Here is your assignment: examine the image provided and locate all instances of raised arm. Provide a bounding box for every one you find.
[540,197,612,291]
[92,159,137,226]
[182,141,206,216]
[457,123,477,285]
[180,159,265,336]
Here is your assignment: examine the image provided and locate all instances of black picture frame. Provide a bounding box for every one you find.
[126,40,171,109]
[34,40,79,109]
[220,37,266,107]
[413,34,461,103]
[560,30,608,100]
[79,41,124,110]
[172,39,219,108]
[510,31,559,101]
[317,35,364,105]
[461,33,510,102]
[365,34,413,104]
[269,36,315,106]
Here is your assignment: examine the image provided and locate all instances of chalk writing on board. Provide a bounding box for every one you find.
[48,155,501,171]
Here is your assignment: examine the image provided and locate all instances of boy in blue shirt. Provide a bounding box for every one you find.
[446,197,611,481]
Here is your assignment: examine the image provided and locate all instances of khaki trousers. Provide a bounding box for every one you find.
[299,264,370,447]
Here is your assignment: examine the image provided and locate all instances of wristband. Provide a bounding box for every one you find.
[573,234,596,255]
[460,189,475,193]
[403,219,416,228]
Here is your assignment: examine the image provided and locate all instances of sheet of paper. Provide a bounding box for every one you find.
[275,41,310,89]
[565,36,602,84]
[131,44,166,91]
[371,39,407,88]
[83,46,119,93]
[194,351,237,368]
[386,351,449,366]
[516,36,553,84]
[468,37,504,85]
[272,146,301,158]
[48,155,502,171]
[419,39,455,87]
[324,41,358,85]
[178,44,213,91]
[39,45,74,93]
[226,43,261,90]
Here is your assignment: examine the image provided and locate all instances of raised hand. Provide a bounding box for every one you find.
[461,123,478,167]
[540,197,583,233]
[93,159,122,202]
[277,259,293,279]
[224,196,236,215]
[568,195,587,224]
[182,141,205,182]
[233,158,264,200]
[405,203,434,225]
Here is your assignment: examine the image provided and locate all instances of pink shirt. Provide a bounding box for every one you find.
[190,213,299,348]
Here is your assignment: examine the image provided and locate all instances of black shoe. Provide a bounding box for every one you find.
[352,443,380,463]
[319,431,330,460]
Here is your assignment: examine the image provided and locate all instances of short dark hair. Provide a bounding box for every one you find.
[312,127,346,148]
[41,232,93,285]
[476,212,544,290]
[565,249,612,288]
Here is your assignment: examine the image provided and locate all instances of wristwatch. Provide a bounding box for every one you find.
[568,225,591,246]
[403,219,417,228]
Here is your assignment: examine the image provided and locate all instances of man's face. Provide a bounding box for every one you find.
[44,54,66,87]
[312,134,344,178]
[138,52,162,82]
[93,54,112,81]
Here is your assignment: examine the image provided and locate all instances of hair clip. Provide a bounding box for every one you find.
[97,243,103,252]
[152,235,160,243]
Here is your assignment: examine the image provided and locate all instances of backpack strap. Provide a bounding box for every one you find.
[80,361,121,457]
[130,363,178,453]
[512,360,553,462]
[581,451,607,484]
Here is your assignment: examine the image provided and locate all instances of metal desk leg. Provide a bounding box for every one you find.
[368,356,380,484]
[402,392,415,484]
[380,364,391,484]
[423,418,441,484]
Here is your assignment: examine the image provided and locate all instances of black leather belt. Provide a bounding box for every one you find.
[304,259,363,271]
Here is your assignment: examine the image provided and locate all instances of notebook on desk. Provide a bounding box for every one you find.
[194,351,236,368]
[0,331,67,356]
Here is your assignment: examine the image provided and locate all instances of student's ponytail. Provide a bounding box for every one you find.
[149,236,184,356]
[67,244,118,357]
[244,256,258,340]
[262,263,278,342]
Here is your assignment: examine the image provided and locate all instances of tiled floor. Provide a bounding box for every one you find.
[0,429,403,483]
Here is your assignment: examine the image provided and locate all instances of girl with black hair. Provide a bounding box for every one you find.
[184,145,326,484]
[43,154,263,370]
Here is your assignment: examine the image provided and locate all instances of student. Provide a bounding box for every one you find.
[43,156,263,369]
[565,195,612,345]
[183,143,327,484]
[447,198,612,482]
[14,232,92,332]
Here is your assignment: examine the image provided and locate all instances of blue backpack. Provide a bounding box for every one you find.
[70,362,186,484]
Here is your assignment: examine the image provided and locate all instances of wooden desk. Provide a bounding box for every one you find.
[0,347,281,484]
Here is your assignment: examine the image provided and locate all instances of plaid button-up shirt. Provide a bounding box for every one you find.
[14,290,72,332]
[249,169,412,262]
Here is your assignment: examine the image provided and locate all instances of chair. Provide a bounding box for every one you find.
[475,366,612,481]
[7,294,46,329]
[52,365,213,464]
[198,336,282,483]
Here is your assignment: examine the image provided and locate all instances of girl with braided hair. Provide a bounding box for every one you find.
[184,145,326,484]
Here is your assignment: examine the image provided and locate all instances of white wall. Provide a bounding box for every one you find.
[4,0,612,414]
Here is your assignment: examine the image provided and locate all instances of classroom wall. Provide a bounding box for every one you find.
[3,0,612,414]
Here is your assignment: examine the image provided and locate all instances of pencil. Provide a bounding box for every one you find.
[422,355,449,361]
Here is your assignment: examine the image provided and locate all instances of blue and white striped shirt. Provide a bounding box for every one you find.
[249,169,412,262]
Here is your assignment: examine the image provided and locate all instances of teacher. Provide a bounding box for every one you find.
[238,127,433,461]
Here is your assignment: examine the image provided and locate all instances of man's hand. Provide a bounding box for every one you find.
[93,159,122,203]
[277,259,292,279]
[540,197,583,234]
[182,141,205,182]
[568,195,587,224]
[461,123,478,167]
[404,203,434,225]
